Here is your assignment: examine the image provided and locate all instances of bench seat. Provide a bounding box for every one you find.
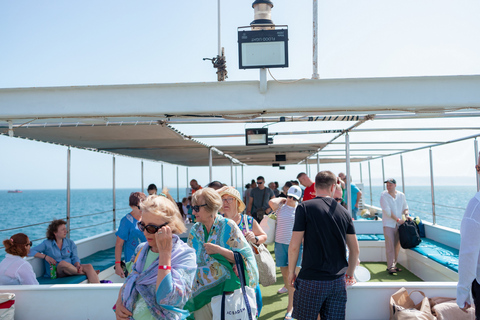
[37,247,115,284]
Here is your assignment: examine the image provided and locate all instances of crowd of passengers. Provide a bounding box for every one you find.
[2,167,480,320]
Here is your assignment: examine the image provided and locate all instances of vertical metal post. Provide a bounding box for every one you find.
[475,139,480,192]
[176,167,180,202]
[359,163,363,183]
[235,166,238,190]
[305,158,309,175]
[209,148,213,182]
[429,148,436,225]
[260,68,267,93]
[141,161,144,194]
[230,160,234,186]
[241,165,245,199]
[317,153,320,174]
[113,156,116,231]
[186,167,189,198]
[217,0,221,56]
[400,154,405,194]
[312,0,319,79]
[345,132,352,217]
[161,164,164,190]
[368,161,373,206]
[381,158,385,190]
[66,147,71,238]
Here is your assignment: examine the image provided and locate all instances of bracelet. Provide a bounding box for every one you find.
[115,261,121,264]
[396,218,401,222]
[158,265,171,270]
[44,254,47,259]
[345,274,355,279]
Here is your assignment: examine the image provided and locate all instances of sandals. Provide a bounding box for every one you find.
[387,267,403,274]
[284,312,293,320]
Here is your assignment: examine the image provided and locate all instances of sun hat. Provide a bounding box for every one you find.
[218,187,246,213]
[287,185,302,200]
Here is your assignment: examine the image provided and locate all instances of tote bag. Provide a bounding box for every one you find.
[260,214,277,245]
[212,252,257,320]
[245,220,276,287]
[389,287,435,320]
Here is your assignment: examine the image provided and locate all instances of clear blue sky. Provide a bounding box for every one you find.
[1,0,480,190]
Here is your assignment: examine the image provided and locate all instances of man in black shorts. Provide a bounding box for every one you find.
[288,170,360,320]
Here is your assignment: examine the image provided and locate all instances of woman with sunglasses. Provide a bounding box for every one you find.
[114,192,147,278]
[0,233,38,285]
[268,185,304,320]
[29,219,100,283]
[185,187,259,320]
[115,194,197,320]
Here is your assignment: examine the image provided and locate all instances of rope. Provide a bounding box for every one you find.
[267,68,307,84]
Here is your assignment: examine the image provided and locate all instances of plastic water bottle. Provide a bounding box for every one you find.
[50,264,57,279]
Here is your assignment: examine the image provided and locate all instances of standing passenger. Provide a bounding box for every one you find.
[297,172,316,201]
[380,178,410,274]
[247,176,275,223]
[190,179,202,194]
[147,184,157,195]
[114,192,147,278]
[288,171,359,320]
[338,173,362,219]
[457,159,480,317]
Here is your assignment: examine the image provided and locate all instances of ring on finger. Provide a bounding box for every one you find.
[158,231,163,234]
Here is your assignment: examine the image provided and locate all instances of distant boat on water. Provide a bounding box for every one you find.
[7,190,22,193]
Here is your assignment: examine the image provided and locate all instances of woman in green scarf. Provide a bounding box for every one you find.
[186,187,259,319]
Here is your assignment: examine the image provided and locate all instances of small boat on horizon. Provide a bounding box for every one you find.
[7,190,22,193]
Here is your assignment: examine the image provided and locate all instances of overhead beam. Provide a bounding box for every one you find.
[1,75,480,119]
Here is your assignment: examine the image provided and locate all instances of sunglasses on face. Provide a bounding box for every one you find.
[335,198,343,202]
[136,205,141,210]
[192,204,208,212]
[137,221,169,234]
[26,241,32,247]
[287,196,298,201]
[222,198,235,204]
[257,181,263,184]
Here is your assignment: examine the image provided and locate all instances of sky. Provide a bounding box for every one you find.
[1,0,480,191]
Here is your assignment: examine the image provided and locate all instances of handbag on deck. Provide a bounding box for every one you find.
[211,251,257,320]
[389,287,435,320]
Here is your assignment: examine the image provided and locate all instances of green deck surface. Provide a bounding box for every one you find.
[258,247,422,319]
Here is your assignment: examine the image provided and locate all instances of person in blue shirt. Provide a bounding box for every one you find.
[338,172,362,219]
[30,219,100,283]
[114,192,147,278]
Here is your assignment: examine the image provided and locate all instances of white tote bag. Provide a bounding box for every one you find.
[260,213,277,245]
[212,252,257,320]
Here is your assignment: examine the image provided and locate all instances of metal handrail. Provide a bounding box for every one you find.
[0,220,52,233]
[70,207,130,219]
[69,220,111,231]
[410,209,463,222]
[408,199,466,211]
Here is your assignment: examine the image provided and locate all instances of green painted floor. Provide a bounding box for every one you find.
[259,247,422,319]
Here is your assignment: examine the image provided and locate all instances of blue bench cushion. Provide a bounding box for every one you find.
[357,234,385,241]
[37,247,115,284]
[410,238,459,272]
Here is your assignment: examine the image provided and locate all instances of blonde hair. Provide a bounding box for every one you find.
[140,193,186,234]
[192,187,222,216]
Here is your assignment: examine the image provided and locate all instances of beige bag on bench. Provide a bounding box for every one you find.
[389,287,435,320]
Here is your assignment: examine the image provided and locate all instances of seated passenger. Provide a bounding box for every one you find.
[0,233,38,285]
[115,193,197,320]
[29,219,100,283]
[115,192,147,278]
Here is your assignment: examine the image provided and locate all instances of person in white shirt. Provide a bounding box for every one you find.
[379,178,410,275]
[0,233,38,285]
[457,158,480,317]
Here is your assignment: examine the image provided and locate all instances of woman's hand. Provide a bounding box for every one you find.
[244,231,256,243]
[45,255,56,265]
[155,225,172,253]
[204,243,221,255]
[115,298,132,320]
[115,264,125,278]
[74,262,83,274]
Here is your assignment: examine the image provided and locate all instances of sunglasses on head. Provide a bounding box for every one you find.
[192,204,208,212]
[137,221,169,234]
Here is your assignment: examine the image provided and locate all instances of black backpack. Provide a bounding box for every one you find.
[398,220,422,249]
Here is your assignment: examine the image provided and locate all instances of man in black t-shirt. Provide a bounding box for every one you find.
[288,171,360,320]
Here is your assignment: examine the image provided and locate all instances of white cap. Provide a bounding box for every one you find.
[287,185,302,200]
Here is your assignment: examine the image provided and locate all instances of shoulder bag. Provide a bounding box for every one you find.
[389,287,435,320]
[244,217,276,287]
[211,251,257,320]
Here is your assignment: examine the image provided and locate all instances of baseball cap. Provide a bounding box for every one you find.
[384,178,396,184]
[287,186,302,200]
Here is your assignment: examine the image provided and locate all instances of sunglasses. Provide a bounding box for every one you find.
[335,198,343,202]
[192,204,208,212]
[287,196,298,201]
[222,198,235,204]
[26,241,33,247]
[257,181,263,184]
[137,221,169,234]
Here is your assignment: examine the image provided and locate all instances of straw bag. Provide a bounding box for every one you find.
[212,252,257,320]
[389,287,435,320]
[245,219,276,287]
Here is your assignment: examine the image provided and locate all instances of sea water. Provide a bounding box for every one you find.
[0,186,477,261]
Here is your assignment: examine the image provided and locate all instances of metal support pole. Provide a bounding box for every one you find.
[400,154,405,194]
[306,158,309,176]
[186,167,189,198]
[161,164,164,190]
[66,147,71,238]
[209,148,213,182]
[368,161,373,206]
[176,167,180,202]
[241,165,245,199]
[260,68,267,93]
[217,0,221,56]
[359,163,363,183]
[235,166,238,190]
[141,161,144,194]
[345,133,352,217]
[381,159,385,190]
[475,139,480,192]
[312,0,319,79]
[113,156,116,231]
[429,148,436,225]
[230,160,234,186]
[317,153,320,174]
